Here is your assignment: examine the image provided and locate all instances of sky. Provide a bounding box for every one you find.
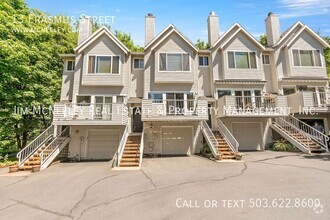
[25,0,330,46]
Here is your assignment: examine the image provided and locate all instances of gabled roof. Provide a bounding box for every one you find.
[285,25,330,48]
[273,21,304,47]
[211,23,265,50]
[144,24,198,52]
[74,26,130,54]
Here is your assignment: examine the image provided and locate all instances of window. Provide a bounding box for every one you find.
[228,51,257,69]
[292,49,322,67]
[88,55,120,74]
[159,53,190,71]
[148,93,163,103]
[262,55,270,65]
[282,87,296,95]
[67,60,75,71]
[76,96,91,105]
[199,56,209,66]
[217,90,231,98]
[133,58,144,69]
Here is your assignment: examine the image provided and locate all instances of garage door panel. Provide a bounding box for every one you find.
[233,123,262,151]
[162,127,192,155]
[87,130,119,160]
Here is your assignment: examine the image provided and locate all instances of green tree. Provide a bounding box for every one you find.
[0,0,77,150]
[114,30,143,52]
[196,39,209,50]
[260,34,267,46]
[322,36,330,78]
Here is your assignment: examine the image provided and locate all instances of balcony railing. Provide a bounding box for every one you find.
[287,92,330,113]
[217,95,289,117]
[142,99,208,121]
[311,92,330,107]
[53,103,128,125]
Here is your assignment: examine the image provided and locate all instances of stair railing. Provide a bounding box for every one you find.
[39,127,70,166]
[274,117,311,151]
[217,119,239,152]
[17,125,54,166]
[117,125,129,166]
[139,128,145,167]
[282,115,328,152]
[201,121,221,159]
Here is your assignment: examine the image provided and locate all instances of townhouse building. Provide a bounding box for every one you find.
[16,12,330,171]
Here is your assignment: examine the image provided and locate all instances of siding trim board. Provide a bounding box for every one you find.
[145,24,198,52]
[75,27,129,54]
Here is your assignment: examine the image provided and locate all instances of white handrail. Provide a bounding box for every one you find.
[40,127,70,166]
[274,117,311,151]
[201,121,221,159]
[139,128,145,167]
[217,119,239,152]
[117,125,129,166]
[17,125,54,166]
[282,115,328,152]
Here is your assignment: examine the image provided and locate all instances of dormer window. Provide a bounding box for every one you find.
[88,55,120,74]
[292,49,322,67]
[228,51,257,69]
[159,53,190,72]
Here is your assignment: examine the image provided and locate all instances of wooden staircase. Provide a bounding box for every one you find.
[213,131,236,159]
[119,135,141,167]
[14,146,53,172]
[289,132,323,152]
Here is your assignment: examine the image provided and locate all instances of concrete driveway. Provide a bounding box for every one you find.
[0,151,329,220]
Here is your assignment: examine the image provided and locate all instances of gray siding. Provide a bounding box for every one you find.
[288,31,327,78]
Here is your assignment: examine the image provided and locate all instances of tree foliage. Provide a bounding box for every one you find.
[260,34,267,46]
[114,30,144,52]
[0,0,77,150]
[322,36,330,77]
[196,39,209,50]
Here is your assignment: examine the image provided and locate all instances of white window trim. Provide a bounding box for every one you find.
[158,52,191,72]
[66,60,75,72]
[291,49,323,68]
[216,88,263,99]
[226,50,259,70]
[262,54,270,65]
[75,94,127,104]
[86,54,121,75]
[198,56,209,67]
[133,58,144,70]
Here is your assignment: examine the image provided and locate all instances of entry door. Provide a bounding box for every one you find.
[132,107,143,132]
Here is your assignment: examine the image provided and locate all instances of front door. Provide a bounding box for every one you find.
[132,107,143,132]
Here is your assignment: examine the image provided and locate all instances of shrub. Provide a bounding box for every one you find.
[270,139,297,152]
[201,143,212,154]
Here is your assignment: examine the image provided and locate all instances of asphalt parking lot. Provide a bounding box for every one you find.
[0,151,329,220]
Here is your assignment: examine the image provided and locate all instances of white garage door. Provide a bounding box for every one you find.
[87,130,119,160]
[232,123,262,151]
[162,127,193,155]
